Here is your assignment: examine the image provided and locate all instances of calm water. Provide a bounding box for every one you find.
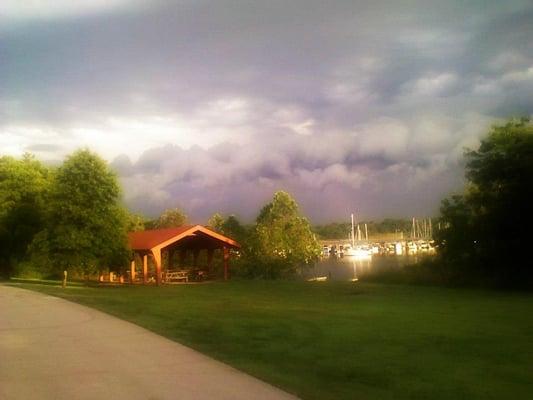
[305,253,433,281]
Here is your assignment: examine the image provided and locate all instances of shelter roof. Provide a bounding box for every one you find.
[128,225,240,251]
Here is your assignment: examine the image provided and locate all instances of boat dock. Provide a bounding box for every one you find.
[320,236,436,256]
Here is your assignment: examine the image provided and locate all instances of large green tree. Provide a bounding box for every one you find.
[246,191,320,278]
[31,149,129,278]
[222,215,247,244]
[437,118,533,287]
[207,213,225,233]
[127,212,146,232]
[153,208,188,228]
[208,213,247,243]
[0,154,51,277]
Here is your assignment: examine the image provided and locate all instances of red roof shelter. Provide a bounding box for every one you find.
[128,225,240,285]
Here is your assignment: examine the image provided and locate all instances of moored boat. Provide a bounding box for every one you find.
[308,276,328,282]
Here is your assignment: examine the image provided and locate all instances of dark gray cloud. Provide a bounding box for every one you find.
[2,0,532,222]
[111,117,472,223]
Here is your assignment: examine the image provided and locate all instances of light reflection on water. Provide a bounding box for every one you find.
[305,254,433,281]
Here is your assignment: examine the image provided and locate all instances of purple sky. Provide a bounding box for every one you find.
[1,1,532,223]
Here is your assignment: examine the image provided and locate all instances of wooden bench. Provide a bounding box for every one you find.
[165,270,189,283]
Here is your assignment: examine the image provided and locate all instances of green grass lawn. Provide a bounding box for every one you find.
[8,279,533,400]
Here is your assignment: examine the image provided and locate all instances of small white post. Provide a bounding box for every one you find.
[62,270,68,288]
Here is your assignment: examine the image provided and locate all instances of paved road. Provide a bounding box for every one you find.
[0,285,298,400]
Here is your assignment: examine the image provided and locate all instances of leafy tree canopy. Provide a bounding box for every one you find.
[207,213,225,233]
[208,213,247,243]
[31,149,129,276]
[437,118,533,288]
[222,215,247,244]
[127,212,146,232]
[247,191,320,278]
[0,154,52,277]
[154,208,187,228]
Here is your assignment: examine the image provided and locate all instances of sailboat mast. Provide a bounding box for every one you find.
[351,213,355,247]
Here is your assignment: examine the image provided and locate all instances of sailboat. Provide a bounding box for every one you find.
[343,213,372,258]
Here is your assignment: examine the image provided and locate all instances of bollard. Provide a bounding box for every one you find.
[62,270,68,288]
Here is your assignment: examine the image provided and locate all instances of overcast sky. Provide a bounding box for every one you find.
[1,0,532,223]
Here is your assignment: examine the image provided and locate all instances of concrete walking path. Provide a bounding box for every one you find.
[0,285,298,400]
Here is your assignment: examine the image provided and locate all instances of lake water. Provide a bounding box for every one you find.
[305,253,433,281]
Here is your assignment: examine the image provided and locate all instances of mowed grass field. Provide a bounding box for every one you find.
[9,280,533,400]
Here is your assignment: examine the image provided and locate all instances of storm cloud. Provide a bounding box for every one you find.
[1,0,532,222]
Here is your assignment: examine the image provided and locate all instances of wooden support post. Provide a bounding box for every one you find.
[153,250,162,286]
[143,254,148,284]
[130,260,136,283]
[223,247,230,281]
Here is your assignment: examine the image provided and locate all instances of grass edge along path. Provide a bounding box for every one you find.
[6,279,533,400]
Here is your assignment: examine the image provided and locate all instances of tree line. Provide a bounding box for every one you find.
[1,118,531,287]
[0,151,320,280]
[313,219,416,240]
